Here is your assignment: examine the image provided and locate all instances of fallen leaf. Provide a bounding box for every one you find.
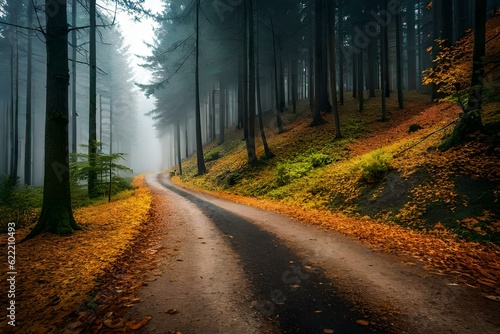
[483,295,500,302]
[127,316,152,330]
[356,319,370,326]
[103,318,125,329]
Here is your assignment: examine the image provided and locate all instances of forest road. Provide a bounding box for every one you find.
[126,173,500,334]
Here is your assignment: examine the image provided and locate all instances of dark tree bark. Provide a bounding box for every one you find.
[440,0,486,150]
[211,88,216,140]
[9,0,19,185]
[453,0,469,43]
[406,0,417,90]
[24,0,80,239]
[396,5,404,109]
[25,0,34,185]
[175,118,183,175]
[338,0,345,105]
[291,58,298,113]
[195,0,206,175]
[246,0,257,163]
[256,27,274,159]
[71,0,77,154]
[431,0,453,101]
[88,0,98,197]
[380,2,388,122]
[270,15,284,133]
[383,2,390,98]
[311,0,326,126]
[327,0,341,138]
[368,37,377,97]
[358,49,364,112]
[219,83,225,145]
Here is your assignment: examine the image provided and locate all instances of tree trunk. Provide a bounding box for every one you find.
[327,0,341,138]
[9,0,19,185]
[195,0,206,175]
[440,3,485,155]
[71,0,77,154]
[24,0,80,239]
[368,37,377,97]
[357,49,363,112]
[396,6,404,109]
[219,84,225,145]
[431,0,453,100]
[246,0,257,163]
[383,1,390,98]
[88,0,98,197]
[270,15,284,133]
[256,22,274,159]
[407,0,417,90]
[380,2,388,122]
[176,118,183,175]
[338,1,345,105]
[24,0,34,185]
[311,0,326,126]
[291,58,298,113]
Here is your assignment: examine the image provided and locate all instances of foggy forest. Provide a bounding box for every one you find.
[1,0,499,333]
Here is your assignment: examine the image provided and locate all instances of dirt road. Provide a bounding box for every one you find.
[126,173,500,333]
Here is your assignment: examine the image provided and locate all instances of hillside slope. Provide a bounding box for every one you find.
[176,90,500,298]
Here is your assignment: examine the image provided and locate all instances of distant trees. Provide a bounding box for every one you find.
[129,0,497,172]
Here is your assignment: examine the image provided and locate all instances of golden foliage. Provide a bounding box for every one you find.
[0,176,152,333]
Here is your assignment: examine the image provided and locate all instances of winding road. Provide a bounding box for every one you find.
[126,173,500,333]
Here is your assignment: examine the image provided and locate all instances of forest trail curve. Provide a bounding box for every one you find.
[126,173,500,333]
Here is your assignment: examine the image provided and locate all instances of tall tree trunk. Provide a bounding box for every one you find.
[327,0,341,138]
[308,5,314,109]
[311,0,326,126]
[383,2,390,98]
[242,1,249,141]
[380,2,388,122]
[25,0,34,185]
[255,4,273,159]
[407,0,417,90]
[71,0,77,154]
[467,0,486,114]
[440,0,485,151]
[338,0,345,105]
[453,0,468,43]
[88,0,98,197]
[24,0,80,239]
[219,83,225,145]
[211,88,216,140]
[352,50,357,98]
[368,37,376,97]
[270,15,284,133]
[176,118,183,175]
[195,0,206,175]
[357,49,364,112]
[9,0,19,184]
[431,0,453,101]
[396,6,404,109]
[291,58,298,113]
[246,0,257,163]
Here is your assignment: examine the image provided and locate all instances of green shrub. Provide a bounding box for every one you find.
[0,174,14,205]
[205,150,222,162]
[276,161,313,186]
[356,149,393,182]
[308,153,332,168]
